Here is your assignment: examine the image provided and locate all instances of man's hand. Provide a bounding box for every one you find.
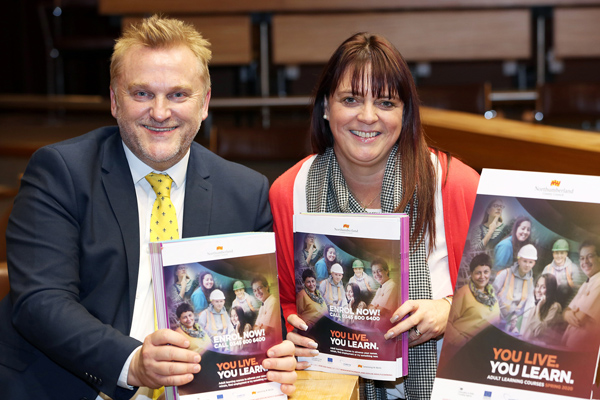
[263,340,298,395]
[128,329,201,388]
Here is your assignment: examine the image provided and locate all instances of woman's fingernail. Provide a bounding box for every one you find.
[390,315,399,323]
[308,341,318,349]
[384,332,394,340]
[310,349,319,356]
[300,323,309,331]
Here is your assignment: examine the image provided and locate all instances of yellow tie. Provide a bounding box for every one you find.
[145,173,179,242]
[145,173,179,400]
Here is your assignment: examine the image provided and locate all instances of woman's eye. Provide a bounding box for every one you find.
[342,97,357,104]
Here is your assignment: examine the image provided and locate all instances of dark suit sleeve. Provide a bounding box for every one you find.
[7,146,140,399]
[255,174,273,233]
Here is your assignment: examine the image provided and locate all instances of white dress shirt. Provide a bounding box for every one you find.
[109,143,190,400]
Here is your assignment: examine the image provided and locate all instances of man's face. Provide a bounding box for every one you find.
[331,272,343,284]
[580,245,600,278]
[110,44,211,171]
[517,257,536,277]
[253,281,269,302]
[372,264,388,284]
[212,299,225,311]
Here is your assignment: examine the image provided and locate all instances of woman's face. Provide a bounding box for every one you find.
[515,221,531,242]
[471,265,491,290]
[306,235,315,248]
[326,247,337,262]
[326,67,403,172]
[202,274,214,289]
[179,311,195,329]
[535,277,547,300]
[353,268,363,277]
[346,285,354,302]
[304,276,317,293]
[230,309,239,326]
[487,200,504,218]
[176,265,187,279]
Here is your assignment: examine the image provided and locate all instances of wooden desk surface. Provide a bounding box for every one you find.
[290,370,359,400]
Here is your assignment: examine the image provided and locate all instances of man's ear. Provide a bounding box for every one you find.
[201,89,212,121]
[110,86,118,119]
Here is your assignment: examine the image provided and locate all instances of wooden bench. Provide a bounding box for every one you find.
[421,106,600,175]
[272,10,530,64]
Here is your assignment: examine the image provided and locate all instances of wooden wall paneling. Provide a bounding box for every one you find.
[121,16,253,65]
[554,7,600,58]
[100,0,600,14]
[272,10,530,65]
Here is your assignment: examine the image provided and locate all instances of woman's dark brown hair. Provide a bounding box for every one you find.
[309,32,437,248]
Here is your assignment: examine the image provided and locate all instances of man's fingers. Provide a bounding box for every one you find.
[265,369,297,386]
[267,339,295,358]
[279,383,297,396]
[286,332,319,357]
[149,329,191,348]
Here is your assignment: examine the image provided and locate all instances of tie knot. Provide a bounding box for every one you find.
[145,173,173,198]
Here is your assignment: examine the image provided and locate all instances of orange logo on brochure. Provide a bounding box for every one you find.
[550,180,561,187]
[358,364,363,368]
[343,224,350,229]
[216,246,223,250]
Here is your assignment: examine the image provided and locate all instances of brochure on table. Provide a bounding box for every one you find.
[433,169,600,400]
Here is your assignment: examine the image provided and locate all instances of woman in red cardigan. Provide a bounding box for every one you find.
[269,32,479,400]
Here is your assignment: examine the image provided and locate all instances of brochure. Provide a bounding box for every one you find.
[293,213,409,381]
[433,169,600,400]
[150,232,286,400]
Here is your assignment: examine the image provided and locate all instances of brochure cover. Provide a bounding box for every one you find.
[293,213,409,381]
[150,232,286,400]
[433,169,600,400]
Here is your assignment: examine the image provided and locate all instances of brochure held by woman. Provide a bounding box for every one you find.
[149,232,286,400]
[293,212,409,380]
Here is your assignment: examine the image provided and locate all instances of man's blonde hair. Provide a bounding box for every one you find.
[111,15,212,94]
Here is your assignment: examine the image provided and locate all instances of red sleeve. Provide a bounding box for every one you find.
[269,156,312,333]
[438,152,480,289]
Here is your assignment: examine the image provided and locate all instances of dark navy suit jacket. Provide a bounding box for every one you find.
[0,127,272,399]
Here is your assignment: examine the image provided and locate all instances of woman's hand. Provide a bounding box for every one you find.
[489,215,501,231]
[286,314,319,370]
[384,298,452,347]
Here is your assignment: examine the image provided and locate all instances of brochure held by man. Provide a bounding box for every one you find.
[293,213,409,381]
[150,232,286,400]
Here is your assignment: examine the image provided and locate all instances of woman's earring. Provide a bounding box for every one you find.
[323,114,328,120]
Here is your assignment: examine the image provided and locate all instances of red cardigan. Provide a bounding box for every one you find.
[269,152,480,333]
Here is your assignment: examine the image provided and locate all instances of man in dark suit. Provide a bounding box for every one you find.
[0,15,296,399]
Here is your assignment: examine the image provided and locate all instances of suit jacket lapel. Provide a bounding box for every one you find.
[182,143,212,238]
[101,132,140,323]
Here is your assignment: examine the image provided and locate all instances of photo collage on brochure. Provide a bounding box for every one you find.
[162,253,282,396]
[294,228,405,378]
[437,194,600,399]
